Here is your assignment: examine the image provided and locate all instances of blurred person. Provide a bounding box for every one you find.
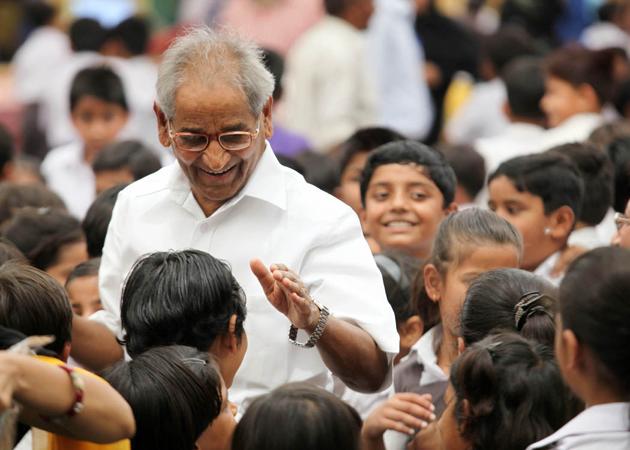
[500,0,564,48]
[605,136,630,212]
[612,198,630,247]
[581,1,630,56]
[294,150,340,194]
[282,0,376,152]
[65,258,102,318]
[438,144,486,208]
[588,119,630,150]
[0,182,66,225]
[0,237,26,266]
[0,124,15,182]
[82,184,127,258]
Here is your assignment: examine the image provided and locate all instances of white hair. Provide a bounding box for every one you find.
[156,26,275,119]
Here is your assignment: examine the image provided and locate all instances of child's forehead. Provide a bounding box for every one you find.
[72,95,127,113]
[370,162,436,185]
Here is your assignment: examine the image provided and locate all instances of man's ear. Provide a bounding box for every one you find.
[424,263,443,304]
[262,96,274,139]
[549,205,576,241]
[154,102,171,148]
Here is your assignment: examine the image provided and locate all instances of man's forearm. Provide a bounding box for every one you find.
[70,316,124,372]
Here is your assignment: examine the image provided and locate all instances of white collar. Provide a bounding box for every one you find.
[533,251,563,286]
[409,324,448,385]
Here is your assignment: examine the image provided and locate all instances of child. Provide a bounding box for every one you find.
[437,144,486,208]
[42,65,129,219]
[82,184,128,258]
[360,140,457,259]
[612,198,630,248]
[488,152,585,284]
[527,247,630,449]
[65,258,102,317]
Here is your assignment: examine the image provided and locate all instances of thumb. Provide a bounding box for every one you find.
[250,258,274,296]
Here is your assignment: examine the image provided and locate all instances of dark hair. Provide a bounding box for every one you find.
[336,127,406,183]
[437,144,486,200]
[0,262,72,356]
[261,48,284,101]
[108,16,149,56]
[461,268,557,348]
[544,46,616,106]
[24,0,56,28]
[232,383,362,450]
[451,332,571,450]
[70,66,128,112]
[547,142,614,225]
[605,136,630,212]
[587,120,630,152]
[560,247,630,399]
[501,56,546,120]
[276,155,305,175]
[0,124,14,176]
[482,26,537,74]
[614,77,630,118]
[92,140,161,180]
[121,250,246,357]
[360,140,456,208]
[104,346,222,450]
[324,0,356,16]
[294,150,339,194]
[0,237,27,266]
[65,257,100,288]
[2,208,84,271]
[82,183,127,258]
[488,153,584,219]
[374,251,422,325]
[0,183,66,226]
[68,18,106,52]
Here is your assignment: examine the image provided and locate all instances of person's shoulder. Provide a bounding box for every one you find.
[118,163,178,200]
[42,142,82,168]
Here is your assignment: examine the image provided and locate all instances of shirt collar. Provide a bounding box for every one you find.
[533,251,562,286]
[409,324,448,385]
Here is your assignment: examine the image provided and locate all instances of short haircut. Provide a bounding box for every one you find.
[587,120,630,152]
[108,16,149,56]
[544,45,616,105]
[121,250,247,357]
[0,124,14,176]
[605,136,630,212]
[92,140,161,180]
[0,182,66,226]
[232,383,362,450]
[70,65,128,112]
[451,332,571,450]
[438,144,486,200]
[374,251,422,325]
[2,208,84,271]
[82,183,127,258]
[0,237,27,266]
[104,346,222,450]
[324,0,352,16]
[294,150,339,194]
[482,26,537,74]
[360,140,457,208]
[501,56,546,120]
[461,268,557,348]
[547,142,614,225]
[488,152,584,219]
[24,0,56,27]
[261,48,284,101]
[65,257,100,288]
[68,18,106,52]
[0,262,72,356]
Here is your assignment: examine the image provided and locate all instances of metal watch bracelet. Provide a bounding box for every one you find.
[288,302,330,348]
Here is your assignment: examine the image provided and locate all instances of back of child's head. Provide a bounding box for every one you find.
[232,382,361,450]
[605,136,630,212]
[0,182,66,226]
[261,48,285,102]
[481,25,537,77]
[360,140,456,208]
[121,249,246,358]
[0,124,14,179]
[547,142,614,226]
[0,261,71,356]
[24,0,56,28]
[82,183,127,258]
[68,18,106,53]
[461,268,557,348]
[587,120,630,152]
[92,140,161,191]
[489,152,584,219]
[105,345,222,450]
[374,251,421,326]
[107,16,150,56]
[70,65,128,113]
[437,144,486,203]
[501,56,546,122]
[430,208,522,275]
[0,237,27,266]
[450,332,570,450]
[559,247,630,399]
[294,150,339,194]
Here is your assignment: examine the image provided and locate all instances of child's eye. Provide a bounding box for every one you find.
[371,191,389,201]
[410,192,427,200]
[506,205,522,215]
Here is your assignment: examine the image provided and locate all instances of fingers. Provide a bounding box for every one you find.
[388,396,436,423]
[249,259,275,296]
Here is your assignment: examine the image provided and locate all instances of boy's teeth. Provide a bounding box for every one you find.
[387,221,413,227]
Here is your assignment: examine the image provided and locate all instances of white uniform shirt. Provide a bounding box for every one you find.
[527,402,630,450]
[537,113,605,152]
[41,142,95,219]
[533,251,563,287]
[93,145,399,406]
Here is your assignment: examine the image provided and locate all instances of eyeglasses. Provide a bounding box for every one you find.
[614,212,630,230]
[167,119,260,152]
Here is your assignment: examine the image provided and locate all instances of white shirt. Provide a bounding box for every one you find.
[367,0,433,140]
[93,144,399,407]
[568,226,607,250]
[537,113,605,152]
[582,22,630,57]
[41,142,95,219]
[403,325,447,387]
[533,251,563,286]
[282,16,376,151]
[527,402,630,450]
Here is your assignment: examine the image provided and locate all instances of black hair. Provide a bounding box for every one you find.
[461,268,557,348]
[587,120,630,152]
[605,136,630,212]
[501,56,546,120]
[0,237,27,266]
[232,383,362,450]
[121,250,246,357]
[0,262,72,356]
[70,65,129,112]
[547,142,614,225]
[613,77,630,118]
[560,247,630,401]
[451,332,571,450]
[437,144,486,201]
[108,16,149,56]
[92,140,161,179]
[2,208,84,272]
[23,0,56,28]
[360,140,456,208]
[488,152,584,219]
[0,123,14,177]
[0,182,66,226]
[261,48,284,101]
[337,127,406,183]
[294,150,339,194]
[481,25,537,75]
[104,346,223,450]
[65,257,100,288]
[374,251,422,325]
[68,18,106,53]
[324,0,357,16]
[82,183,127,258]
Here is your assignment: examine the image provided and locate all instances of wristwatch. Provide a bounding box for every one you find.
[288,299,330,348]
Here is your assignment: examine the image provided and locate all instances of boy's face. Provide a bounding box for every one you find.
[488,175,556,271]
[361,163,450,259]
[46,241,89,286]
[540,76,595,128]
[335,151,369,215]
[66,274,103,317]
[71,95,129,155]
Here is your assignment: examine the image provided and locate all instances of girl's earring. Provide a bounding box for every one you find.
[544,227,552,236]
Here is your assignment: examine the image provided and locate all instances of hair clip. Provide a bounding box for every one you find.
[484,341,502,360]
[181,357,207,365]
[514,291,552,331]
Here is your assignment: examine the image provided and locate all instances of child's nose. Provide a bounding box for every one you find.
[390,191,408,210]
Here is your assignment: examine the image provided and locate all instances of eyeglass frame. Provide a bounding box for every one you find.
[166,116,262,153]
[614,212,630,230]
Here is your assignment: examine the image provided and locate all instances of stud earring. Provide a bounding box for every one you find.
[544,227,552,236]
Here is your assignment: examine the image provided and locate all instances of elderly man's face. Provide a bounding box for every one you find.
[156,79,273,216]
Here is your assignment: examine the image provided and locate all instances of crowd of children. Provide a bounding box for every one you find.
[1,1,630,450]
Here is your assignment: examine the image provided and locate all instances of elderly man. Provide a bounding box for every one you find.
[72,27,398,407]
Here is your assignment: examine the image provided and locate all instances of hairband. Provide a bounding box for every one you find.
[513,291,553,331]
